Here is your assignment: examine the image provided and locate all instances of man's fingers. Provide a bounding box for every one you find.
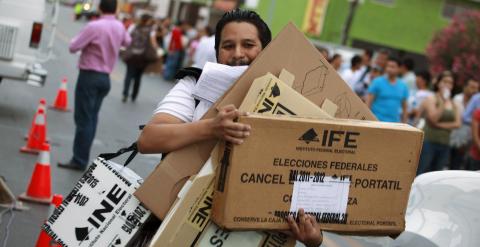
[287,216,300,237]
[225,122,251,131]
[221,104,237,113]
[304,215,314,232]
[224,135,244,145]
[225,129,250,138]
[298,209,306,233]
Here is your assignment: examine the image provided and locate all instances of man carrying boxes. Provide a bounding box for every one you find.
[137,9,323,247]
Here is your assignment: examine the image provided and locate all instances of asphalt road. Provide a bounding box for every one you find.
[0,4,174,246]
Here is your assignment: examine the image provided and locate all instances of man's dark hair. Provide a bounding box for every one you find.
[351,55,362,68]
[364,49,374,59]
[329,53,341,62]
[214,9,271,58]
[415,70,431,87]
[401,58,415,71]
[99,0,117,14]
[378,49,390,56]
[387,56,401,66]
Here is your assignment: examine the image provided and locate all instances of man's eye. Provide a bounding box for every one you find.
[244,43,254,48]
[222,45,234,49]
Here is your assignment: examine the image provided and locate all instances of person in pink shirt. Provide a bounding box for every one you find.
[58,0,131,171]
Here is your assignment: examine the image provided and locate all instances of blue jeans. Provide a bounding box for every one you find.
[417,141,450,175]
[163,51,184,81]
[71,70,110,167]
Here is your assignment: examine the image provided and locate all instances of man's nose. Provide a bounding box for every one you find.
[234,45,245,58]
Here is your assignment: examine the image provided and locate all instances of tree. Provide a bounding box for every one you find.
[426,11,480,85]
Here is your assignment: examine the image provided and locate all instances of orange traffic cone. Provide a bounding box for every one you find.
[20,108,48,154]
[50,77,70,112]
[35,194,63,247]
[19,143,52,204]
[25,98,49,142]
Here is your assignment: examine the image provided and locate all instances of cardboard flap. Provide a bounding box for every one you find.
[279,69,295,87]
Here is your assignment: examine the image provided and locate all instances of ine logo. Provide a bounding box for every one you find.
[298,128,319,144]
[75,227,89,241]
[269,83,281,97]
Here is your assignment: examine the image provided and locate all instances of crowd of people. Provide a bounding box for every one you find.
[120,15,216,103]
[323,48,480,175]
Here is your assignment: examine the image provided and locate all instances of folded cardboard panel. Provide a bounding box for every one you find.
[212,115,423,235]
[134,23,375,220]
[149,73,332,246]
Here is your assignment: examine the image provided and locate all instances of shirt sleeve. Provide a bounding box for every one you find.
[368,78,380,95]
[403,84,409,100]
[463,94,480,123]
[69,24,96,53]
[154,77,196,122]
[122,29,132,47]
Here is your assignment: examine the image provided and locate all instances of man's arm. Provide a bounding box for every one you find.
[472,113,480,151]
[122,29,132,47]
[401,100,408,123]
[69,24,95,53]
[137,105,251,154]
[366,93,375,108]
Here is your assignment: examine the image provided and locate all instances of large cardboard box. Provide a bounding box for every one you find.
[211,115,423,235]
[149,73,332,247]
[135,23,376,219]
[149,160,296,247]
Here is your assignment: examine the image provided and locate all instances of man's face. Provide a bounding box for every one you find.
[218,22,263,66]
[385,61,399,77]
[465,79,480,96]
[362,52,371,65]
[375,53,388,68]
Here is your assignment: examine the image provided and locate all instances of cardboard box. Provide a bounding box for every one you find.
[149,159,296,247]
[149,73,331,247]
[135,23,376,220]
[211,115,423,235]
[43,158,151,247]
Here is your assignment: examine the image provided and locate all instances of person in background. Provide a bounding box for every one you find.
[366,57,409,123]
[341,55,363,89]
[399,58,416,93]
[466,108,480,171]
[317,46,329,61]
[121,14,158,103]
[163,21,187,81]
[449,78,480,169]
[58,0,131,171]
[186,26,212,66]
[192,27,216,69]
[374,49,389,71]
[411,70,433,126]
[329,54,342,71]
[417,71,461,175]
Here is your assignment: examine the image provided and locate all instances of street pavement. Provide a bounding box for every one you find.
[0,4,173,246]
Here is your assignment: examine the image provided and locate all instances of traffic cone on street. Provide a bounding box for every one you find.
[19,143,52,204]
[35,194,63,247]
[50,77,70,112]
[20,108,48,154]
[25,98,49,142]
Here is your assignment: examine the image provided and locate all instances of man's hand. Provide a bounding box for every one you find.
[209,104,251,144]
[288,209,323,247]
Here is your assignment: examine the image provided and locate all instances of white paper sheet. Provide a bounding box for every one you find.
[192,62,248,104]
[290,176,350,215]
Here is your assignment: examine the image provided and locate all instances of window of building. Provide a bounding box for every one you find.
[442,0,475,19]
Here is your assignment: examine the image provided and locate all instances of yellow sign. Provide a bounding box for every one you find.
[302,0,330,36]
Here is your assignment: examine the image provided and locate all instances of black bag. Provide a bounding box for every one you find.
[122,26,157,66]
